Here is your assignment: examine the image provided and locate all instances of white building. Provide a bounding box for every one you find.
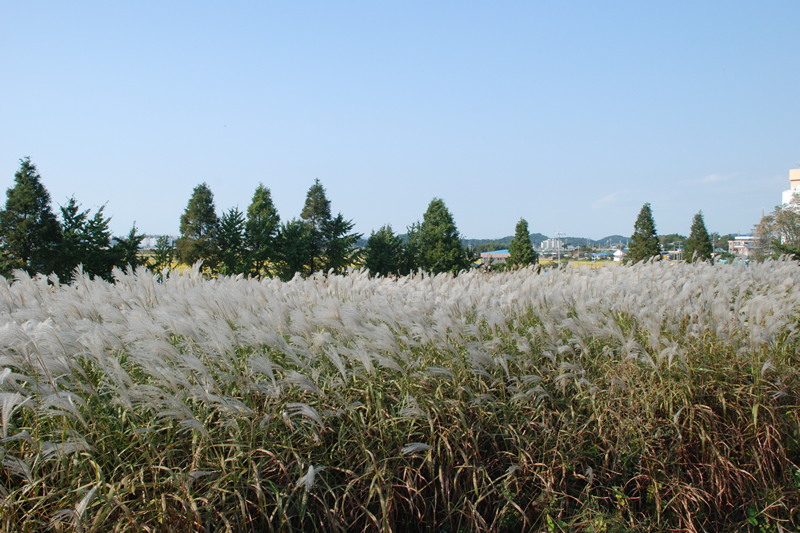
[541,238,561,251]
[782,169,800,205]
[140,235,178,249]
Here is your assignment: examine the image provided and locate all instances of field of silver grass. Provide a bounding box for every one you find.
[0,260,798,532]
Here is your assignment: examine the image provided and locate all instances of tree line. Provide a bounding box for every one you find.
[627,203,714,263]
[0,158,540,281]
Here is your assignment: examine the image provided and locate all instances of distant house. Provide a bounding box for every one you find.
[728,234,758,258]
[480,249,510,265]
[613,249,627,262]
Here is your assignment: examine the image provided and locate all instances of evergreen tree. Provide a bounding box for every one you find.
[275,218,313,281]
[321,213,362,274]
[177,183,219,269]
[507,218,538,269]
[217,206,247,275]
[364,224,405,277]
[245,184,280,276]
[410,198,469,274]
[628,203,661,264]
[0,157,61,277]
[684,211,713,262]
[112,223,146,271]
[57,198,117,281]
[151,236,175,273]
[300,179,332,274]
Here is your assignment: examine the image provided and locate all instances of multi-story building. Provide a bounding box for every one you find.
[782,168,800,205]
[728,234,758,258]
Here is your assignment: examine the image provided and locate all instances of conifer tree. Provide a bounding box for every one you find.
[364,224,405,277]
[322,213,362,274]
[300,179,332,274]
[0,157,62,277]
[684,211,713,262]
[409,198,469,274]
[177,183,219,269]
[151,236,175,273]
[57,197,119,280]
[245,184,280,276]
[507,218,538,269]
[628,203,661,264]
[112,223,146,271]
[217,206,247,275]
[275,218,313,280]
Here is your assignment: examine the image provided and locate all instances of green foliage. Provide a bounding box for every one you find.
[57,197,118,281]
[408,198,469,274]
[301,178,332,274]
[628,203,661,263]
[684,211,713,262]
[364,224,405,277]
[289,179,361,277]
[0,157,61,277]
[275,218,313,280]
[112,223,146,272]
[658,233,686,250]
[245,184,280,276]
[217,206,247,275]
[755,192,800,260]
[322,213,362,274]
[177,183,219,269]
[151,235,175,273]
[507,218,538,269]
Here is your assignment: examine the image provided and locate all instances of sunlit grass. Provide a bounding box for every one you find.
[0,260,798,532]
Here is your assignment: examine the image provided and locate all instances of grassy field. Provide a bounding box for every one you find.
[0,260,798,532]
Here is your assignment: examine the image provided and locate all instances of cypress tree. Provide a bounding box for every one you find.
[684,211,713,262]
[507,218,538,269]
[0,158,62,277]
[177,183,219,269]
[628,203,661,263]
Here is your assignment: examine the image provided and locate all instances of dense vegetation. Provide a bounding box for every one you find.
[0,260,797,532]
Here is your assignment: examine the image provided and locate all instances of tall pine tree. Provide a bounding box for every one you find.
[177,183,219,269]
[684,211,713,262]
[300,178,332,274]
[245,184,280,276]
[0,158,61,277]
[507,218,538,269]
[628,203,661,264]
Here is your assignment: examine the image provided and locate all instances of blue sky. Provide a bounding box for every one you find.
[1,2,798,240]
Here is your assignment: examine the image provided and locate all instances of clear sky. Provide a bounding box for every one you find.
[2,1,798,240]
